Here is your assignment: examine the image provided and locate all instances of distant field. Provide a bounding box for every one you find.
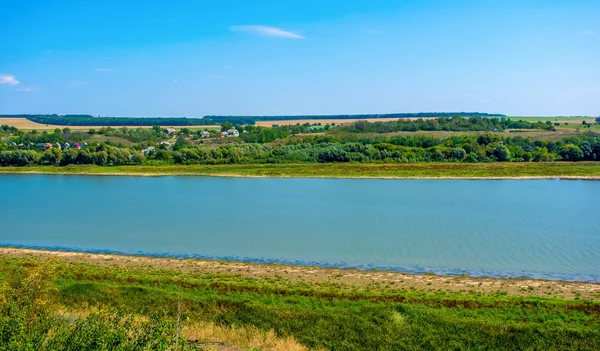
[508,116,596,123]
[323,128,598,141]
[0,117,219,130]
[256,117,434,127]
[259,116,598,127]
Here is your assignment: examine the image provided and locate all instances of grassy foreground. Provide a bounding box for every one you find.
[1,162,600,178]
[1,249,599,350]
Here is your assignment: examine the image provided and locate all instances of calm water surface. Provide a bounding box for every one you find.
[1,175,599,282]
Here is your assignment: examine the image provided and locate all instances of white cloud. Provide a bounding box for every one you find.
[0,74,20,85]
[69,81,90,87]
[94,68,113,72]
[230,25,304,39]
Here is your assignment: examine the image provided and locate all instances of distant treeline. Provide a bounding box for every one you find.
[207,112,506,124]
[2,115,212,126]
[0,112,506,126]
[338,116,556,133]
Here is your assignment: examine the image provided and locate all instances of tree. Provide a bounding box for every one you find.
[488,144,511,161]
[450,147,466,161]
[221,121,233,131]
[93,151,108,165]
[41,148,62,165]
[477,133,501,146]
[559,144,584,161]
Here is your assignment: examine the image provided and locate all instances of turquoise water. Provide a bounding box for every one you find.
[1,174,599,282]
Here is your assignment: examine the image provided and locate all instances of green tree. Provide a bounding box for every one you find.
[221,121,233,131]
[559,144,584,161]
[41,148,62,165]
[488,144,511,161]
[450,147,467,161]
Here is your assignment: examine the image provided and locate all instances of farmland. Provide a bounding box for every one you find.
[0,117,219,131]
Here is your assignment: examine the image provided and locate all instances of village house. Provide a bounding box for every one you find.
[221,129,239,137]
[164,128,177,134]
[200,131,210,138]
[38,143,53,150]
[36,143,53,150]
[141,146,156,155]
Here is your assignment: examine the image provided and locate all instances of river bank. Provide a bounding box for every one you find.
[2,248,598,300]
[2,247,600,350]
[1,162,600,179]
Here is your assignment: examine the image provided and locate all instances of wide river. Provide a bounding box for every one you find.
[1,174,599,282]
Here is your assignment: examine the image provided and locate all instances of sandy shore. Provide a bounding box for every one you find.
[2,247,598,301]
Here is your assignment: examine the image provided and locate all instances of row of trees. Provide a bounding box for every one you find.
[337,116,556,133]
[2,133,599,166]
[2,112,506,128]
[0,144,143,166]
[207,112,506,124]
[1,127,87,144]
[23,115,212,126]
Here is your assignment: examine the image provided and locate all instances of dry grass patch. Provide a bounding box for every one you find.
[183,321,308,351]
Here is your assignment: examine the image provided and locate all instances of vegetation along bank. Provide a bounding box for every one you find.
[0,248,599,350]
[1,117,599,167]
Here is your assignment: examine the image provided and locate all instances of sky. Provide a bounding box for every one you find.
[0,0,599,117]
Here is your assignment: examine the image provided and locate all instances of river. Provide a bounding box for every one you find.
[1,174,598,281]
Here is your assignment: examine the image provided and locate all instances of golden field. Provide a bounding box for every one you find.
[0,117,219,130]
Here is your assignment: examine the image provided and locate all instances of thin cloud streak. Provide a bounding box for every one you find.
[0,74,20,85]
[230,25,304,39]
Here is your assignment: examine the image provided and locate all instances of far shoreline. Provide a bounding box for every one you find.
[1,170,600,180]
[1,162,600,179]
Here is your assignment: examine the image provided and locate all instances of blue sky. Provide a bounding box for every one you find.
[0,0,598,117]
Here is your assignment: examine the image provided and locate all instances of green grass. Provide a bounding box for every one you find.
[1,162,600,178]
[1,254,598,350]
[85,134,137,147]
